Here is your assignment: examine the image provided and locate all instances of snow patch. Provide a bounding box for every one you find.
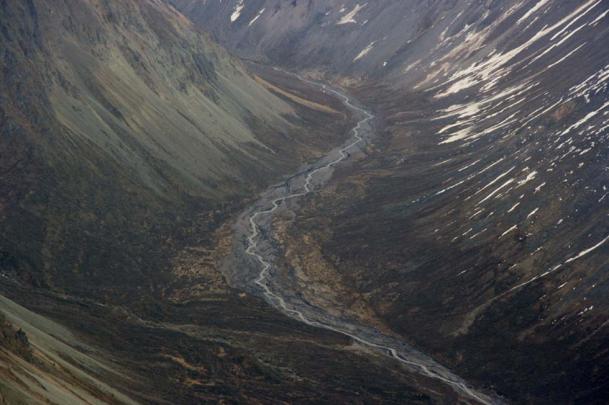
[337,3,367,25]
[516,0,551,25]
[565,235,609,264]
[354,41,376,62]
[248,8,265,26]
[230,0,245,22]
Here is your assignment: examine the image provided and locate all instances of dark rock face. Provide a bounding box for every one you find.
[173,0,609,402]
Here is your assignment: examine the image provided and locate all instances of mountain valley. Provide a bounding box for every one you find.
[1,0,609,403]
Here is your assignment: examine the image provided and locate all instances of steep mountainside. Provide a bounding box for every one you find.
[174,0,609,402]
[0,0,353,296]
[173,0,609,86]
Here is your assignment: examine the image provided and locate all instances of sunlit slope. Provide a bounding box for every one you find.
[0,0,348,293]
[38,0,298,199]
[0,294,139,405]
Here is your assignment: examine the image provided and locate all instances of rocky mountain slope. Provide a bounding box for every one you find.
[0,0,355,296]
[173,0,609,402]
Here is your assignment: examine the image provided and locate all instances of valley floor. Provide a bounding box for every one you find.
[0,68,463,404]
